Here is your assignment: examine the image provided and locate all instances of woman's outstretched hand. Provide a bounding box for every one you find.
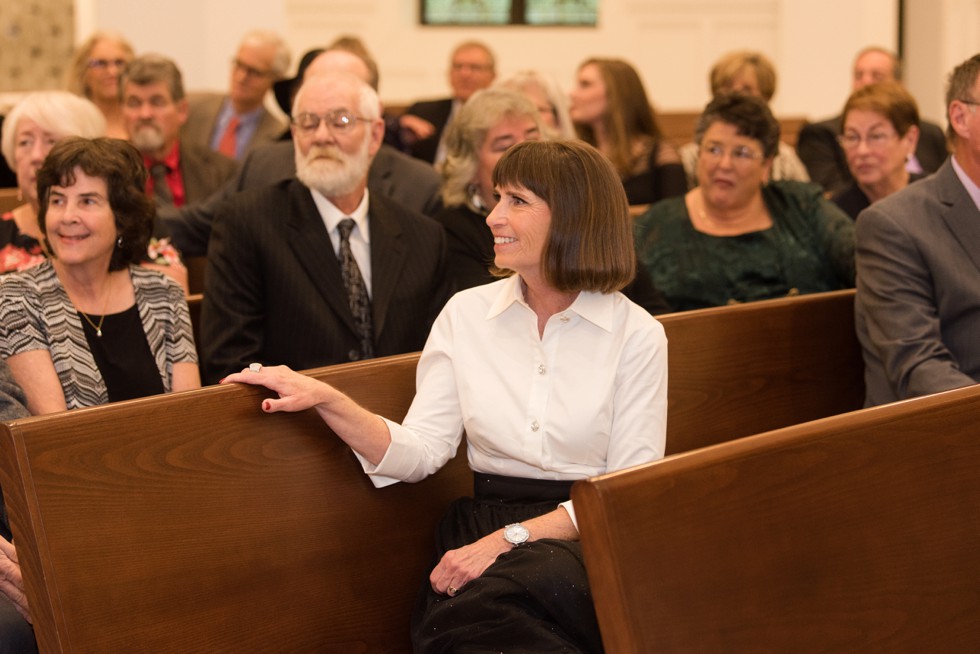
[221,364,331,414]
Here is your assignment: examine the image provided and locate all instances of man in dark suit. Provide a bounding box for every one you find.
[122,55,236,207]
[855,53,980,406]
[159,47,442,258]
[200,71,450,384]
[797,47,948,195]
[396,41,496,165]
[181,30,290,160]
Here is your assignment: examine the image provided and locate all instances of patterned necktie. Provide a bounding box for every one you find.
[337,218,374,359]
[217,115,239,159]
[149,162,174,208]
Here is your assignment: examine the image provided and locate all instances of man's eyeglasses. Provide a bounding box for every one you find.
[232,58,275,79]
[838,131,898,150]
[700,143,764,163]
[292,110,369,134]
[87,58,128,70]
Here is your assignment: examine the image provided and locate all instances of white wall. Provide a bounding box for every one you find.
[75,0,971,123]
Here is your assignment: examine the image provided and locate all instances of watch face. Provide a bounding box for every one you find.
[504,523,529,545]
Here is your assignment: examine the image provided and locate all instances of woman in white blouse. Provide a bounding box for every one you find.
[224,139,668,652]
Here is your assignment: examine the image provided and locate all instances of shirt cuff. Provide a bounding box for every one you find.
[559,499,579,533]
[352,416,421,486]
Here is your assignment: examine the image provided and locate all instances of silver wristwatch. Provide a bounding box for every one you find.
[503,522,530,547]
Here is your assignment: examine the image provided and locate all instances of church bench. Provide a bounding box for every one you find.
[0,289,862,651]
[657,289,864,455]
[0,352,471,653]
[572,382,980,653]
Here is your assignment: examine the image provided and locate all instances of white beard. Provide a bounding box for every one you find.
[295,138,372,198]
[131,124,164,154]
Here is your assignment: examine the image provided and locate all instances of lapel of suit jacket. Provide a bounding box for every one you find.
[284,181,359,335]
[366,193,407,339]
[937,159,980,274]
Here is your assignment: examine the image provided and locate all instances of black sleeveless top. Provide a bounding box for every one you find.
[79,304,165,402]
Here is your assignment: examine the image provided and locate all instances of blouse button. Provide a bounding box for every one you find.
[537,364,546,375]
[530,420,540,432]
[559,314,570,323]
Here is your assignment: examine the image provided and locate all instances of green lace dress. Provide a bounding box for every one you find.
[635,181,855,312]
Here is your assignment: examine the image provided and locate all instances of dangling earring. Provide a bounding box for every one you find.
[116,236,123,248]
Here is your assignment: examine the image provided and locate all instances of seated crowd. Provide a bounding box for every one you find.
[0,24,979,652]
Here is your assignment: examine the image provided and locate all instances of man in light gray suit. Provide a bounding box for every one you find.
[181,31,290,160]
[855,53,980,406]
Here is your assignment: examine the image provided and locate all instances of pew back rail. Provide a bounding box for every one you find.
[573,383,980,653]
[661,289,863,454]
[0,353,472,653]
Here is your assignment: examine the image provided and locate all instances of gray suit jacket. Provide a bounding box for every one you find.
[200,180,450,383]
[161,142,441,257]
[855,159,980,406]
[181,92,286,159]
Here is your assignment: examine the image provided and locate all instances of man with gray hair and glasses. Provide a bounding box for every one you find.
[855,53,980,406]
[200,71,449,384]
[181,30,291,160]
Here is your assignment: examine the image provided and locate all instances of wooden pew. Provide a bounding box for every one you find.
[0,353,472,653]
[658,112,808,150]
[658,289,863,454]
[0,289,863,651]
[573,383,980,653]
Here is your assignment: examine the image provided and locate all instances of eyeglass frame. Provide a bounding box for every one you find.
[958,98,980,114]
[291,109,371,134]
[699,142,766,164]
[231,58,276,80]
[87,58,128,70]
[838,129,900,151]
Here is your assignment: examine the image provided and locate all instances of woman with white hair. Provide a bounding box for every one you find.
[1,92,186,288]
[1,92,106,273]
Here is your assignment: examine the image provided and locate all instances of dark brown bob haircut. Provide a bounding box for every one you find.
[491,139,636,294]
[37,137,154,271]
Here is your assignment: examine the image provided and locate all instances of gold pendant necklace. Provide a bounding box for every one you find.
[78,309,107,337]
[78,277,112,338]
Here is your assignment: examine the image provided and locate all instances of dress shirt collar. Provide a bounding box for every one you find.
[950,155,980,213]
[218,97,265,128]
[143,141,181,171]
[485,274,615,333]
[310,187,371,243]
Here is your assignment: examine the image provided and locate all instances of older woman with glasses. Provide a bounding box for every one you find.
[66,31,135,138]
[635,93,855,311]
[832,81,925,219]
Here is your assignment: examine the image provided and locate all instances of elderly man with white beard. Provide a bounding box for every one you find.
[121,54,237,208]
[200,71,450,384]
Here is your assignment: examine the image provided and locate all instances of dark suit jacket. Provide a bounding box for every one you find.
[402,98,454,164]
[181,92,287,159]
[200,180,450,383]
[161,142,441,257]
[797,114,948,195]
[855,159,980,406]
[179,142,237,205]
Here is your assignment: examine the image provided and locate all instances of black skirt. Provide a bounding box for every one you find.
[411,473,603,654]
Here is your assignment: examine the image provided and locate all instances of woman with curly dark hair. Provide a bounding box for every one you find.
[0,136,199,415]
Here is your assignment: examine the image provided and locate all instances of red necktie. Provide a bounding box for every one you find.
[218,116,239,158]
